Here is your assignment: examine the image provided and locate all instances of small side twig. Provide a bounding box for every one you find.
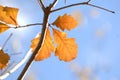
[51,1,115,13]
[38,0,45,12]
[2,33,13,50]
[87,0,91,3]
[87,3,115,13]
[16,23,43,28]
[0,23,42,29]
[49,0,58,9]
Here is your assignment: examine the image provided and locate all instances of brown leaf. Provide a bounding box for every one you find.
[53,28,78,62]
[0,50,10,69]
[53,14,78,31]
[31,28,55,61]
[0,22,9,33]
[0,5,18,25]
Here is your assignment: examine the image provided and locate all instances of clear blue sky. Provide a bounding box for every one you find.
[0,0,120,80]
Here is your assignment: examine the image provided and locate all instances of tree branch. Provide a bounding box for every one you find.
[17,0,58,79]
[17,8,51,80]
[87,3,115,13]
[2,33,13,49]
[49,0,58,9]
[16,23,43,28]
[51,1,115,13]
[0,49,32,80]
[37,0,45,12]
[0,23,42,29]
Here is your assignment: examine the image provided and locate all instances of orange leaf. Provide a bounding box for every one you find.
[0,5,18,25]
[53,29,78,62]
[31,28,55,61]
[0,50,10,69]
[53,14,78,31]
[0,22,9,33]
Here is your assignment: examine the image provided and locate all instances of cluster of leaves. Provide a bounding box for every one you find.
[0,5,18,69]
[31,14,78,62]
[0,5,79,70]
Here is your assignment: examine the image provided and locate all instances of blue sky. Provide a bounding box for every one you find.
[0,0,120,80]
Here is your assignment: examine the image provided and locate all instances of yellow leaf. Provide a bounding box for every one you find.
[0,22,9,33]
[31,28,55,61]
[0,5,18,25]
[0,50,10,69]
[53,29,78,62]
[53,14,78,31]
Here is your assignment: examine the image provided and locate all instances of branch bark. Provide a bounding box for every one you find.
[38,0,45,12]
[17,0,58,79]
[17,13,50,80]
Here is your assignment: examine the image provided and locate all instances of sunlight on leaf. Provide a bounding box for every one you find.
[0,22,9,33]
[0,50,10,69]
[0,5,18,25]
[31,28,55,61]
[53,28,78,62]
[53,14,78,31]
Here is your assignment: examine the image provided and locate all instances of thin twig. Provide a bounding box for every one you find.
[0,23,42,29]
[87,0,91,3]
[51,1,115,13]
[49,0,58,9]
[87,3,115,13]
[38,0,45,12]
[16,23,43,28]
[2,33,13,49]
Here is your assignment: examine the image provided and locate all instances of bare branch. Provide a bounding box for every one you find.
[37,0,45,12]
[49,0,58,10]
[17,11,51,80]
[87,3,115,13]
[51,1,115,13]
[2,33,13,49]
[87,0,91,3]
[0,23,42,29]
[17,23,43,28]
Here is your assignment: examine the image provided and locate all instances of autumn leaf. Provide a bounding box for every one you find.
[0,22,9,33]
[0,50,10,69]
[0,5,18,25]
[31,28,55,61]
[53,28,78,62]
[53,14,78,31]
